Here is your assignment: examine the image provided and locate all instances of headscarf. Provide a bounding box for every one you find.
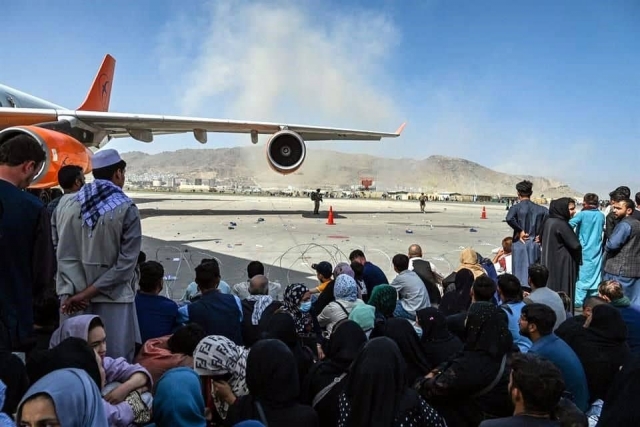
[153,368,206,427]
[263,313,315,389]
[245,295,274,325]
[282,283,313,334]
[367,285,397,318]
[193,336,249,419]
[348,304,376,333]
[597,354,640,425]
[246,339,300,408]
[333,262,355,279]
[464,303,513,358]
[0,352,29,415]
[417,308,453,342]
[0,381,14,427]
[326,320,367,370]
[343,337,408,427]
[334,275,358,302]
[588,304,628,342]
[49,314,99,346]
[456,248,486,278]
[27,337,102,389]
[373,318,432,383]
[549,197,574,221]
[17,368,108,427]
[438,268,474,315]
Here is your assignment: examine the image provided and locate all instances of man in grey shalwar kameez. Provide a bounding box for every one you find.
[506,180,549,286]
[52,149,141,362]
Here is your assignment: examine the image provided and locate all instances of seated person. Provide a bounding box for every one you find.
[135,261,180,343]
[241,274,282,347]
[32,336,151,426]
[49,316,153,422]
[178,261,244,345]
[135,323,207,383]
[180,258,232,303]
[307,261,333,296]
[232,260,283,301]
[492,237,513,276]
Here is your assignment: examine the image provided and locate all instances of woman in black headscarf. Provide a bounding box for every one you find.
[371,318,432,385]
[0,352,29,416]
[337,337,446,427]
[227,339,319,427]
[417,308,464,367]
[562,304,630,402]
[597,354,640,426]
[302,320,367,427]
[438,268,474,316]
[263,312,316,391]
[416,303,514,426]
[540,197,582,311]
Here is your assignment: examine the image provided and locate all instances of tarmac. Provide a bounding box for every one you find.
[134,192,515,300]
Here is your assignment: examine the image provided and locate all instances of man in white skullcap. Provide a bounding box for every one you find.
[52,148,142,361]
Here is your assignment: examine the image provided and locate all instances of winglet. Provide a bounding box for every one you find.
[395,122,407,136]
[77,54,116,112]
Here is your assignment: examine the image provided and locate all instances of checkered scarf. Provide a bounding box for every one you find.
[75,179,131,229]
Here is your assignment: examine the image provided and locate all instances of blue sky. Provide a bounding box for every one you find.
[1,0,638,195]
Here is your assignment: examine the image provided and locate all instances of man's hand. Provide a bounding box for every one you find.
[61,294,89,315]
[519,231,529,242]
[212,380,236,405]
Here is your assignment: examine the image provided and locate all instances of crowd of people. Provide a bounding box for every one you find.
[1,138,640,426]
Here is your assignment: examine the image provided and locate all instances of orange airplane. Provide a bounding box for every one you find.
[0,54,405,201]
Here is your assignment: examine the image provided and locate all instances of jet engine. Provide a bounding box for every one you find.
[265,130,307,174]
[0,126,93,189]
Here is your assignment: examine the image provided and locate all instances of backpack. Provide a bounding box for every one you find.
[310,192,318,201]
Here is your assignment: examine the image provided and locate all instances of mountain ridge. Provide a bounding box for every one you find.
[121,147,579,197]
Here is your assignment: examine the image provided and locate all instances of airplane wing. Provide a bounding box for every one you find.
[0,108,405,144]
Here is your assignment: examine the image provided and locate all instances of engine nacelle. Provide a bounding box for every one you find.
[0,126,93,189]
[266,130,306,175]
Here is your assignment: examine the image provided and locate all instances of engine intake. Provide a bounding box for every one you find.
[0,125,93,189]
[266,130,306,175]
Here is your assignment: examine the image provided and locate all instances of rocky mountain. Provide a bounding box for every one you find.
[121,147,579,197]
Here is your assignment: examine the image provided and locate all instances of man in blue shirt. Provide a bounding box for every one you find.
[177,260,243,345]
[349,249,389,297]
[519,303,589,411]
[135,261,179,343]
[498,274,532,353]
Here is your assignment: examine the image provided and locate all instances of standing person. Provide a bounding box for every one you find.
[603,199,640,304]
[0,134,54,353]
[506,181,548,283]
[569,193,606,307]
[311,188,323,215]
[54,149,142,362]
[46,165,85,217]
[540,198,582,311]
[419,193,427,213]
[506,180,548,286]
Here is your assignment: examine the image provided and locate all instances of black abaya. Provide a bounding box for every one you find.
[540,198,582,308]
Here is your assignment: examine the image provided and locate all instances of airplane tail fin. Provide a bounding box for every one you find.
[77,54,116,112]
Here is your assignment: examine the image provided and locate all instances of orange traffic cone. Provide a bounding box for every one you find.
[327,206,336,225]
[481,206,487,220]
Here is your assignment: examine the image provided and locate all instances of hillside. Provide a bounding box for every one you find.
[121,147,579,197]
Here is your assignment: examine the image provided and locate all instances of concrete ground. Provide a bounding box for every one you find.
[135,193,515,300]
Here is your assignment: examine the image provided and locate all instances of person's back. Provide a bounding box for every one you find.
[188,291,243,345]
[0,135,52,352]
[411,258,442,305]
[392,270,430,314]
[241,298,282,347]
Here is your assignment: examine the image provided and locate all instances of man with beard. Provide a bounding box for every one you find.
[506,180,548,285]
[0,134,55,352]
[603,198,640,305]
[479,353,564,426]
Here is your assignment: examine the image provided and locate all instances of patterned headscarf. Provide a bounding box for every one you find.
[282,283,313,335]
[193,336,249,419]
[367,285,398,318]
[334,275,358,302]
[75,180,131,230]
[245,295,274,325]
